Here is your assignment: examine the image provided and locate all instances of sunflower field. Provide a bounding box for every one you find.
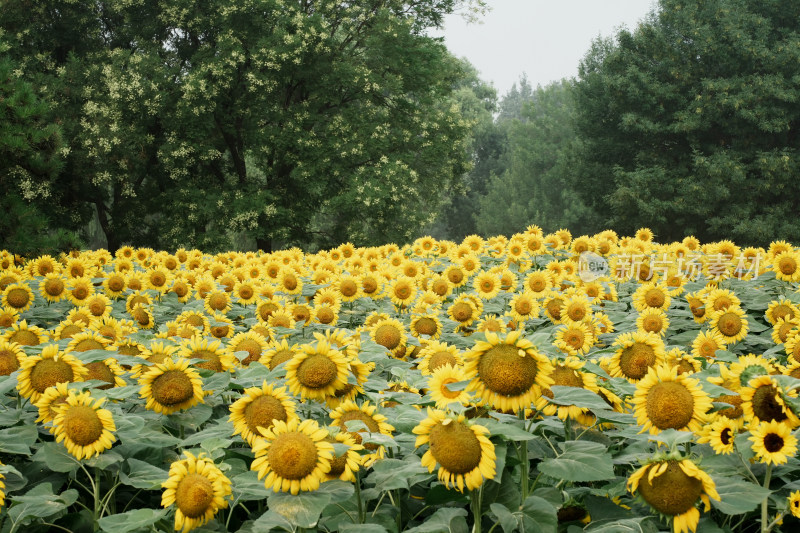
[2,228,800,533]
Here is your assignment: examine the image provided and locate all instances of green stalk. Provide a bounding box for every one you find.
[518,411,529,502]
[761,463,773,533]
[93,467,101,532]
[470,486,483,533]
[355,469,365,523]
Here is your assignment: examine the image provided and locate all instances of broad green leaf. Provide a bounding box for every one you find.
[538,441,615,482]
[489,503,518,533]
[264,490,333,529]
[33,442,80,473]
[368,458,429,491]
[404,507,468,533]
[0,424,37,454]
[98,508,169,533]
[7,483,79,525]
[339,525,390,533]
[479,418,535,441]
[711,475,772,515]
[231,470,272,501]
[520,495,557,533]
[548,386,612,412]
[120,458,168,489]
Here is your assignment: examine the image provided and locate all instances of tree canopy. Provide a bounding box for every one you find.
[1,0,478,253]
[571,0,800,245]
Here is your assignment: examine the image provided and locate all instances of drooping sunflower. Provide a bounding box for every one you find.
[463,330,554,413]
[749,420,798,465]
[139,358,205,414]
[631,365,712,434]
[740,375,800,427]
[284,341,350,402]
[607,331,667,382]
[17,344,88,404]
[2,282,34,313]
[329,400,395,467]
[177,336,236,373]
[229,382,298,447]
[428,364,473,408]
[52,390,116,460]
[162,450,232,533]
[708,306,749,344]
[541,291,566,324]
[0,308,18,329]
[627,458,719,533]
[0,340,24,376]
[251,418,334,495]
[766,298,799,326]
[413,408,496,493]
[772,316,800,345]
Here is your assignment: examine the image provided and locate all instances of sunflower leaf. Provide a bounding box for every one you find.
[538,441,615,482]
[98,508,169,533]
[710,475,772,515]
[404,507,468,533]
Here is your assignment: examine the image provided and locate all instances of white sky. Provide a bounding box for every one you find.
[433,0,658,97]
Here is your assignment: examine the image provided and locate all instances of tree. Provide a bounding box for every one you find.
[572,0,800,245]
[0,35,83,256]
[475,80,600,238]
[1,0,478,252]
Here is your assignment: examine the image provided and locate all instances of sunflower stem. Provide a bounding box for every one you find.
[518,411,530,501]
[470,486,483,533]
[761,463,773,533]
[92,467,101,531]
[355,469,365,523]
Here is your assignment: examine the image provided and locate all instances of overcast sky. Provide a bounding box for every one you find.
[432,0,658,97]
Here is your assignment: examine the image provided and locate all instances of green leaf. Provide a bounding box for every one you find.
[7,483,79,525]
[0,424,38,454]
[711,475,772,515]
[548,386,612,411]
[368,458,430,491]
[261,490,333,529]
[479,418,535,441]
[339,524,390,533]
[404,507,468,533]
[33,442,80,473]
[538,441,615,482]
[519,495,557,533]
[231,470,273,501]
[119,458,168,490]
[98,508,169,533]
[489,503,518,533]
[585,517,658,532]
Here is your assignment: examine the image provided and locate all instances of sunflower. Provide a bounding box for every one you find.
[413,408,496,492]
[139,357,205,414]
[229,382,298,446]
[51,319,85,341]
[464,330,554,413]
[790,491,800,519]
[772,316,800,345]
[178,336,236,373]
[369,318,408,353]
[64,257,91,279]
[428,364,473,408]
[78,291,110,317]
[773,250,800,283]
[17,344,88,404]
[0,340,24,376]
[277,269,303,296]
[39,273,68,303]
[260,339,299,370]
[740,375,800,427]
[66,276,95,307]
[204,290,231,315]
[28,254,60,276]
[541,292,566,324]
[324,430,365,482]
[267,308,296,330]
[696,415,738,455]
[666,348,701,375]
[329,400,395,466]
[285,341,350,401]
[207,313,234,339]
[125,290,153,314]
[560,295,592,324]
[536,357,601,426]
[3,319,47,346]
[251,418,334,495]
[471,271,501,300]
[90,315,127,342]
[632,365,712,434]
[34,381,72,426]
[708,306,748,344]
[627,458,719,533]
[227,331,269,366]
[766,298,799,326]
[84,358,127,390]
[0,308,18,328]
[2,282,34,313]
[554,321,594,356]
[690,330,726,360]
[475,314,508,335]
[632,282,672,312]
[417,341,463,375]
[607,331,666,382]
[325,356,374,408]
[723,353,774,390]
[176,310,211,334]
[52,390,116,460]
[169,277,194,303]
[130,341,180,378]
[749,420,798,465]
[162,450,232,532]
[312,288,342,310]
[636,308,670,337]
[508,291,540,323]
[66,329,111,354]
[684,292,707,324]
[409,313,442,340]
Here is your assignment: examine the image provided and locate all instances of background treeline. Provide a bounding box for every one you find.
[2,0,799,256]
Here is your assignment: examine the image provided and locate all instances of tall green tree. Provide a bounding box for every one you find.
[572,0,800,245]
[2,1,478,252]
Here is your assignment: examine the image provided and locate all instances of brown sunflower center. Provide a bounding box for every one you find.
[57,324,83,340]
[638,461,703,516]
[751,385,788,423]
[645,381,695,430]
[643,316,663,333]
[764,432,785,453]
[715,394,743,419]
[375,325,402,350]
[779,257,797,275]
[190,349,223,372]
[326,439,349,478]
[772,304,793,322]
[515,299,534,316]
[86,361,116,389]
[447,269,464,284]
[439,378,462,399]
[238,285,254,300]
[566,304,586,322]
[173,283,189,298]
[207,293,228,311]
[268,432,320,480]
[552,366,584,388]
[245,395,287,435]
[644,289,665,308]
[176,473,215,518]
[428,351,457,373]
[477,344,539,397]
[72,286,89,301]
[10,329,39,346]
[0,349,20,375]
[151,370,195,406]
[619,343,657,380]
[451,303,474,323]
[75,338,107,352]
[546,299,563,320]
[338,411,380,448]
[717,312,742,337]
[45,279,65,296]
[234,339,262,366]
[362,277,379,294]
[296,354,338,389]
[720,428,733,446]
[414,318,438,336]
[31,358,75,392]
[62,404,104,446]
[269,349,294,370]
[429,420,482,475]
[282,275,298,291]
[316,307,336,324]
[6,288,30,309]
[432,280,449,296]
[564,330,585,350]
